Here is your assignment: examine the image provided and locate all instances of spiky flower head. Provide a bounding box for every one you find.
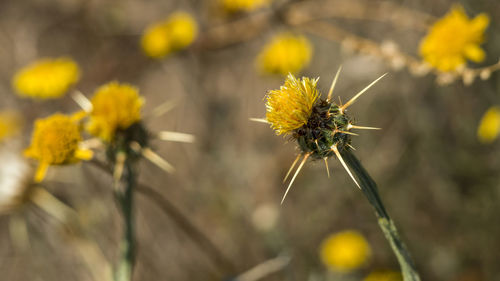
[320,230,372,272]
[87,81,145,142]
[257,33,312,76]
[0,111,22,141]
[419,5,489,72]
[24,113,93,182]
[141,12,198,59]
[13,57,80,98]
[477,106,500,144]
[266,74,320,136]
[220,0,271,13]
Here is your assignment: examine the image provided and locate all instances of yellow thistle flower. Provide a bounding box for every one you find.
[24,113,93,182]
[477,106,500,144]
[0,111,22,141]
[419,5,489,72]
[257,33,312,75]
[266,74,319,135]
[220,0,271,13]
[87,81,144,142]
[364,270,403,281]
[141,12,198,59]
[13,57,80,98]
[320,230,372,273]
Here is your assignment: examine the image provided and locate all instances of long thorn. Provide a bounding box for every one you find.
[347,124,381,130]
[331,145,361,189]
[142,147,175,173]
[281,154,310,204]
[340,73,387,112]
[113,152,126,183]
[336,130,359,136]
[347,143,356,151]
[71,90,93,112]
[249,118,269,124]
[148,99,177,119]
[324,158,330,178]
[283,154,302,183]
[157,131,195,143]
[327,66,342,102]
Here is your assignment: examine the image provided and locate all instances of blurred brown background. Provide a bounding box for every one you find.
[1,0,500,280]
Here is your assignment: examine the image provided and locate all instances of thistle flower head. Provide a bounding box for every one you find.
[87,81,145,142]
[257,33,312,76]
[260,68,385,203]
[220,0,271,13]
[24,113,93,182]
[320,230,372,272]
[419,5,489,72]
[141,12,198,59]
[13,57,80,98]
[266,74,320,136]
[0,111,22,141]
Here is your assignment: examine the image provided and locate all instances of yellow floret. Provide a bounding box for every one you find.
[0,111,22,141]
[87,81,144,142]
[141,12,198,59]
[419,5,489,72]
[319,230,372,272]
[257,33,312,76]
[364,270,403,281]
[24,113,93,182]
[477,106,500,144]
[220,0,270,13]
[13,57,80,98]
[265,74,319,135]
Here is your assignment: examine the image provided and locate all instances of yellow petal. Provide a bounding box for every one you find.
[471,13,489,33]
[477,106,500,144]
[464,44,485,62]
[34,162,49,183]
[75,148,94,160]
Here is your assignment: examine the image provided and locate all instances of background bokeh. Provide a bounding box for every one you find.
[1,0,500,280]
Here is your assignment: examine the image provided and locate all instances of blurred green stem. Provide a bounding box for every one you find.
[115,159,136,281]
[340,149,420,281]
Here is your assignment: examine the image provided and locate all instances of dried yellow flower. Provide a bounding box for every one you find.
[257,33,312,75]
[87,81,144,142]
[320,230,371,273]
[265,74,319,135]
[419,5,489,72]
[24,113,93,182]
[477,106,500,144]
[141,12,198,59]
[13,57,80,98]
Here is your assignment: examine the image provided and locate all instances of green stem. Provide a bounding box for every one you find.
[115,160,136,281]
[340,149,420,281]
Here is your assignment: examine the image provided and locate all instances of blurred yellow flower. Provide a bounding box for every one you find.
[320,230,371,272]
[24,113,93,182]
[0,111,22,141]
[477,106,500,144]
[87,81,144,142]
[141,12,198,59]
[220,0,270,13]
[13,57,80,98]
[419,5,489,72]
[364,270,403,281]
[257,33,312,75]
[265,74,319,135]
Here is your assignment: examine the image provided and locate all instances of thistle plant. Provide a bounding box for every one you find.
[254,68,420,281]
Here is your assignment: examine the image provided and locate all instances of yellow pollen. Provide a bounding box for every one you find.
[87,81,144,142]
[419,5,489,72]
[12,57,80,99]
[24,113,93,182]
[265,74,319,135]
